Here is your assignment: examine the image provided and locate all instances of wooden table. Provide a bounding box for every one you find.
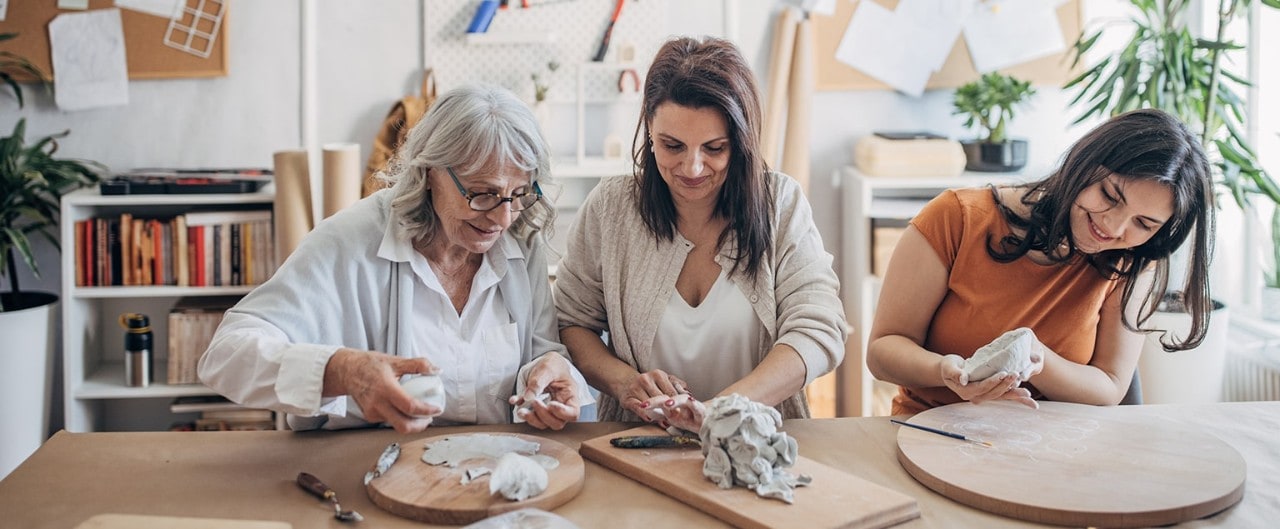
[2,402,1276,528]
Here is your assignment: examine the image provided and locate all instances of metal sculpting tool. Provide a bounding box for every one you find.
[890,419,993,447]
[610,434,701,449]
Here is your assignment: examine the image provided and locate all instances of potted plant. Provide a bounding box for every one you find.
[529,60,560,129]
[1262,208,1280,321]
[951,72,1036,172]
[1,33,100,478]
[1065,0,1280,404]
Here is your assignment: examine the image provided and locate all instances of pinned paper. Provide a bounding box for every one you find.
[57,0,89,10]
[0,0,11,21]
[49,9,129,111]
[834,1,932,97]
[963,0,1065,72]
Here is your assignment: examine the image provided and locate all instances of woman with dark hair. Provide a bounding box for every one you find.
[867,108,1215,415]
[200,84,591,433]
[554,36,847,429]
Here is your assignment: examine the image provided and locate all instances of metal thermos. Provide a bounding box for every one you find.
[120,313,153,387]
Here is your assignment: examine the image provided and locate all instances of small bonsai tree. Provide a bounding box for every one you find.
[952,72,1036,144]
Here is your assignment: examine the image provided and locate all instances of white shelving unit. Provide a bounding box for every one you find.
[59,187,274,432]
[838,166,1033,416]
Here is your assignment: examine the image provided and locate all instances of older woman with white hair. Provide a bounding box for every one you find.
[199,84,591,433]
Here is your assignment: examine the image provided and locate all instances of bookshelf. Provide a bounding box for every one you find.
[59,186,276,432]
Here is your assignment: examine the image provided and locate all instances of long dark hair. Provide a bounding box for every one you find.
[631,36,774,278]
[988,108,1214,351]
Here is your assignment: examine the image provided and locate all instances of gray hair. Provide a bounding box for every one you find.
[381,83,555,244]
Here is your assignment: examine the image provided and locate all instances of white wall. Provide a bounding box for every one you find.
[0,0,1110,296]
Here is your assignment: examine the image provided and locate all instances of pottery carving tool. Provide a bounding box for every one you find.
[890,419,992,447]
[610,434,701,449]
[363,442,401,485]
[297,472,363,522]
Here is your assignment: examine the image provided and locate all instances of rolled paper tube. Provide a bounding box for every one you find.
[781,17,814,194]
[272,149,314,264]
[322,143,362,219]
[761,6,800,169]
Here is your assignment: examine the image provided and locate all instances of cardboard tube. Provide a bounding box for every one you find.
[782,17,814,194]
[322,143,362,218]
[272,149,314,264]
[762,6,800,169]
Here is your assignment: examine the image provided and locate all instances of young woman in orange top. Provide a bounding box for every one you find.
[868,109,1215,415]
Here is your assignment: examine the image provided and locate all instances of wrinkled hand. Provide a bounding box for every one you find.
[510,353,581,430]
[620,369,691,423]
[327,348,442,434]
[940,354,1038,409]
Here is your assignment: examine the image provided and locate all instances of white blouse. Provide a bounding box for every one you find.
[650,269,762,401]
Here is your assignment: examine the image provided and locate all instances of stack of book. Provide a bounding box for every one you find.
[167,296,240,385]
[72,209,275,287]
[170,396,278,431]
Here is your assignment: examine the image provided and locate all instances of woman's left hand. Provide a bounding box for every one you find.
[647,393,705,434]
[510,353,581,430]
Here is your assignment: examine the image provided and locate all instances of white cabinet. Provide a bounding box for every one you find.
[838,166,1032,416]
[59,187,274,432]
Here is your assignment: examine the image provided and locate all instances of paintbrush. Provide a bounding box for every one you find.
[890,419,993,447]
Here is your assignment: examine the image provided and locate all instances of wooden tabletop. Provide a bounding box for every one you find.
[2,401,1277,529]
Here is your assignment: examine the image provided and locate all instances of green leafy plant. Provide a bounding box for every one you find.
[1266,208,1280,289]
[952,72,1037,144]
[1,34,101,311]
[531,61,560,103]
[0,119,101,311]
[1,33,45,108]
[1065,0,1280,207]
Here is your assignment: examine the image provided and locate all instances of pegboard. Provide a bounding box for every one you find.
[425,0,667,104]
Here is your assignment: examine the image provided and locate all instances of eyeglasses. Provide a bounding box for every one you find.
[445,166,542,212]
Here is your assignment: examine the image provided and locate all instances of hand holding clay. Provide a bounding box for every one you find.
[400,374,446,413]
[964,327,1045,382]
[510,353,581,430]
[326,348,441,434]
[940,351,1038,410]
[621,369,690,422]
[640,393,705,433]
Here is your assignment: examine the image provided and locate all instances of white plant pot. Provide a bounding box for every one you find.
[1138,302,1229,405]
[0,294,57,480]
[1261,287,1280,321]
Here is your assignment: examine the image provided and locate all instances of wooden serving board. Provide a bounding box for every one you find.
[896,401,1247,527]
[366,433,584,524]
[580,425,919,529]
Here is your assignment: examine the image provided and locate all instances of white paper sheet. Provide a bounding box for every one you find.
[0,0,9,22]
[49,9,130,111]
[962,0,1065,72]
[834,0,931,96]
[896,0,978,71]
[58,0,89,9]
[115,0,182,19]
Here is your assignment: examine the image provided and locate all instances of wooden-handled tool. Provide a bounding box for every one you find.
[592,0,626,62]
[297,472,363,522]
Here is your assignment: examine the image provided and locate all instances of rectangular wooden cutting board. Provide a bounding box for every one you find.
[580,426,919,529]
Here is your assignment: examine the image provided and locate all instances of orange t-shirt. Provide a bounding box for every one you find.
[892,188,1120,416]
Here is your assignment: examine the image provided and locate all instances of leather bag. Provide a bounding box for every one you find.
[362,69,437,197]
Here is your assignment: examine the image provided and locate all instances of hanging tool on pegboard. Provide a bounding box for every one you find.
[592,0,627,62]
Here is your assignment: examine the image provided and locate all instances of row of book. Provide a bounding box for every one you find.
[73,210,276,288]
[169,396,280,431]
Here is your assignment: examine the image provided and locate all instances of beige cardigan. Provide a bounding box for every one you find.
[554,172,848,422]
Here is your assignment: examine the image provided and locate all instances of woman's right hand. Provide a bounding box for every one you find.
[324,348,443,433]
[939,354,1038,409]
[620,369,690,423]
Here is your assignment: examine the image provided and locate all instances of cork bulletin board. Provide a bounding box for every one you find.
[0,0,228,80]
[813,0,1082,91]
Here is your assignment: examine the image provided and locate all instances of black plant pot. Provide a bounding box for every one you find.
[961,139,1028,172]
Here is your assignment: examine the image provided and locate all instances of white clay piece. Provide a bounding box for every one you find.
[421,434,540,467]
[489,452,549,501]
[964,327,1038,382]
[400,374,447,414]
[698,394,812,504]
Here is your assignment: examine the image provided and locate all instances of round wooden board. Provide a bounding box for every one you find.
[896,401,1246,527]
[366,433,585,524]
